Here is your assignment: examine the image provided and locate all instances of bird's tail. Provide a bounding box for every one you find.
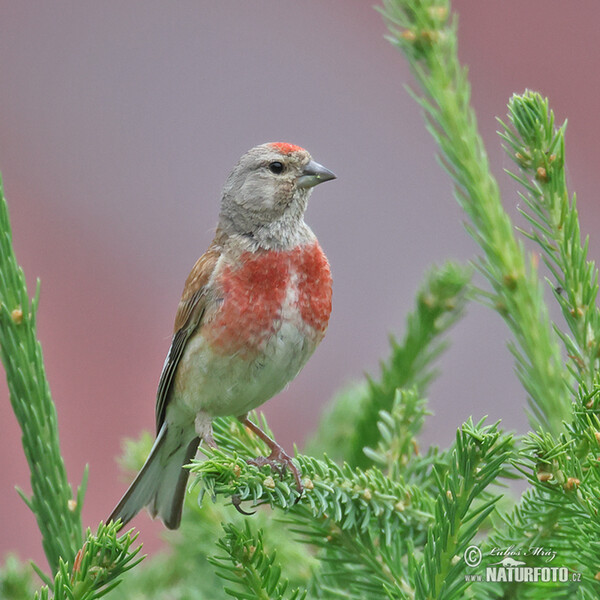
[108,424,199,530]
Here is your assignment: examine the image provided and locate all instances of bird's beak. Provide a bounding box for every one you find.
[297,160,337,189]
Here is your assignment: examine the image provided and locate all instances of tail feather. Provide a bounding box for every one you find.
[108,425,199,530]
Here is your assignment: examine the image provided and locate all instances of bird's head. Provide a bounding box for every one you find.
[219,142,335,248]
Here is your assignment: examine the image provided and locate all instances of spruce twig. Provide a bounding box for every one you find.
[193,427,429,545]
[415,419,513,599]
[0,176,85,573]
[363,388,428,480]
[489,383,600,596]
[33,523,143,600]
[379,0,572,435]
[480,91,600,598]
[209,522,306,600]
[500,91,600,387]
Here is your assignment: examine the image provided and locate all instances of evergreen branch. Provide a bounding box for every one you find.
[489,383,600,596]
[415,419,514,600]
[0,176,84,572]
[379,0,572,435]
[363,387,429,480]
[499,91,600,387]
[192,416,513,599]
[104,430,314,599]
[354,262,470,469]
[209,522,306,600]
[191,441,429,544]
[308,261,470,469]
[300,520,410,599]
[193,423,429,599]
[33,523,143,600]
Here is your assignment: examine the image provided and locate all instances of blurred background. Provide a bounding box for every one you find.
[2,1,600,566]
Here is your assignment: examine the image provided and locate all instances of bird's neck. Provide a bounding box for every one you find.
[216,213,316,253]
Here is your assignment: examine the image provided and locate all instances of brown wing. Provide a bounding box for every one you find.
[155,245,221,433]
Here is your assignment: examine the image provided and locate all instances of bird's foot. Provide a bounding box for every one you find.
[239,415,303,495]
[248,446,303,492]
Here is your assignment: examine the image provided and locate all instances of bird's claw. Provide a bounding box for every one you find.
[231,494,256,516]
[247,447,304,496]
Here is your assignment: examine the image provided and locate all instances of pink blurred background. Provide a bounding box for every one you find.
[2,1,600,567]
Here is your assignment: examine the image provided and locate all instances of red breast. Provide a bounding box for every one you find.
[204,241,332,357]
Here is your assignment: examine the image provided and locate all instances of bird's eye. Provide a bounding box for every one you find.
[268,161,285,174]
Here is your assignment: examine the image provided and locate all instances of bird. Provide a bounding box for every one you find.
[108,142,335,529]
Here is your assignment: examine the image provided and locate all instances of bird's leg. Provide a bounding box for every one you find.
[195,412,217,449]
[239,415,303,493]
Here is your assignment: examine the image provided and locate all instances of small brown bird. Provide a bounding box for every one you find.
[108,142,335,529]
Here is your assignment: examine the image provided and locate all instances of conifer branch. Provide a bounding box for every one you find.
[33,523,143,600]
[209,522,306,600]
[363,388,428,480]
[499,91,600,387]
[192,415,513,599]
[192,432,429,546]
[415,419,513,599]
[193,414,433,598]
[0,555,36,599]
[0,177,85,572]
[490,383,600,595]
[379,0,572,435]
